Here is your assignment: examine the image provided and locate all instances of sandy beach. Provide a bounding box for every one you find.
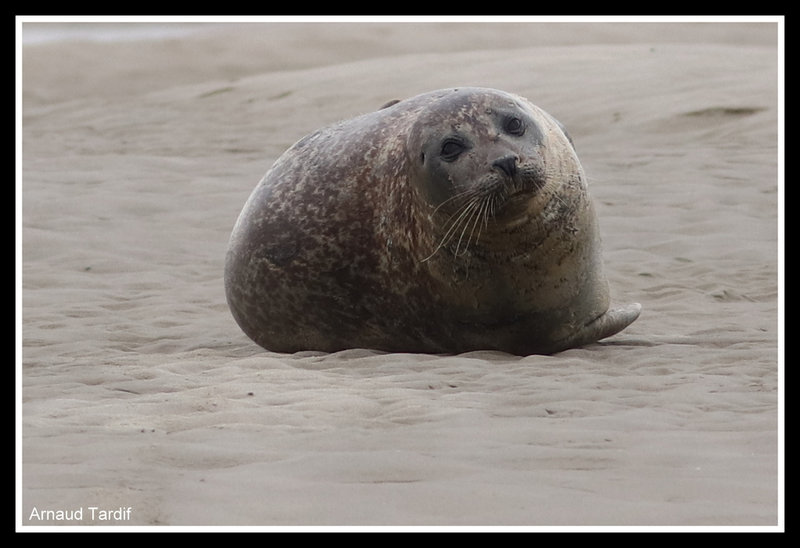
[19,19,782,529]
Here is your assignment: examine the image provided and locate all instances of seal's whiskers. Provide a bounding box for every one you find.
[423,190,484,261]
[425,187,502,261]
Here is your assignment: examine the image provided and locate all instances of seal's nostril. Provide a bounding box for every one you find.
[492,155,517,176]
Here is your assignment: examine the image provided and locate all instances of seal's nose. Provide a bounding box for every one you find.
[492,155,517,177]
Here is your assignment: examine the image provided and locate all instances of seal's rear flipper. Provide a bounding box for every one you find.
[557,302,642,352]
[592,302,642,341]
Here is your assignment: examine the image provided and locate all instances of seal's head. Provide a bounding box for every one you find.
[407,88,583,231]
[406,88,584,257]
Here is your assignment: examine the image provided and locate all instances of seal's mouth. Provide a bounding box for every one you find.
[505,183,541,200]
[504,188,535,206]
[492,186,535,221]
[491,167,547,214]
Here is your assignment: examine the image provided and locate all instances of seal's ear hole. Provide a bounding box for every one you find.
[420,152,426,165]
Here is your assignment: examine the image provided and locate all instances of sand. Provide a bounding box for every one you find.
[19,19,782,530]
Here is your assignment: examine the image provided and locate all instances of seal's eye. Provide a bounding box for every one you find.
[440,139,466,162]
[503,116,525,136]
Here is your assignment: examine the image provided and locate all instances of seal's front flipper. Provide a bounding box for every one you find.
[556,302,642,352]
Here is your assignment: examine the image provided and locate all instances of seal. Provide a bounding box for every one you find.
[224,87,641,355]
